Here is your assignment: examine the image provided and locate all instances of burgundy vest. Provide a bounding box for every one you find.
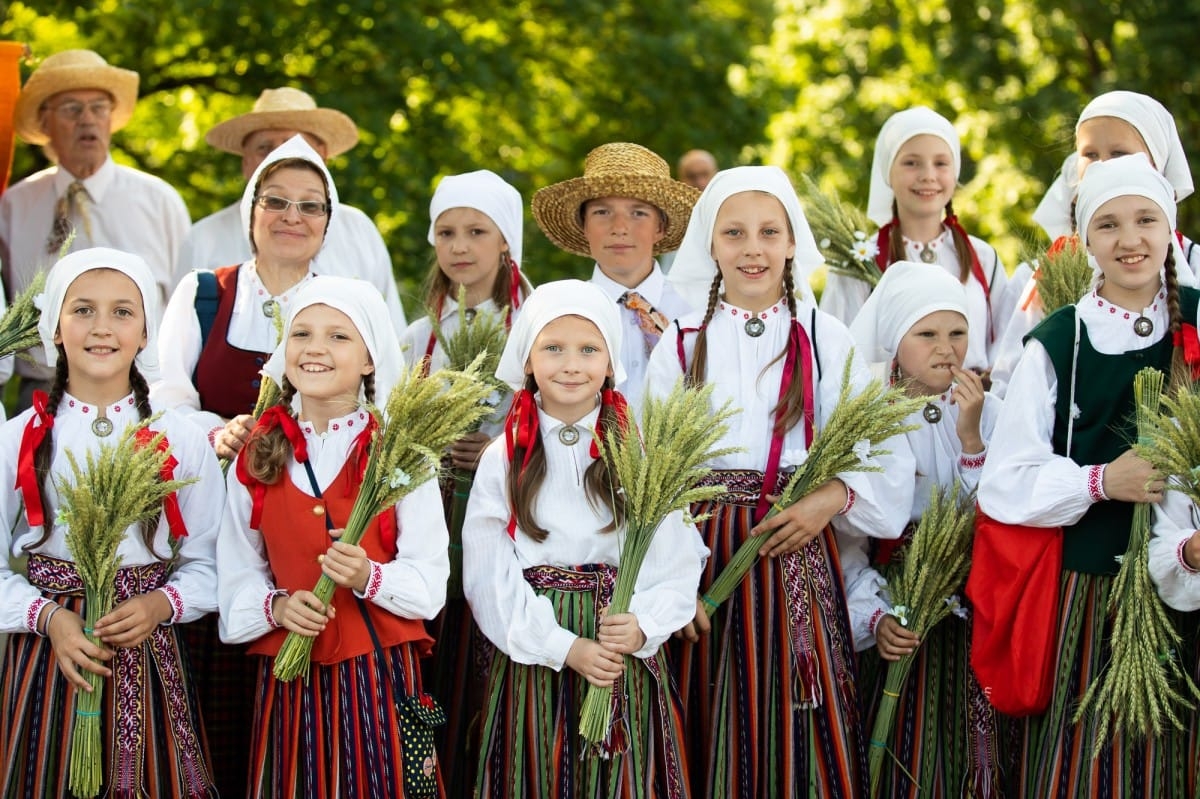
[195,265,272,419]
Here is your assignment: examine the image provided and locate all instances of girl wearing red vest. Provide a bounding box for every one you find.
[820,106,1014,378]
[219,276,449,798]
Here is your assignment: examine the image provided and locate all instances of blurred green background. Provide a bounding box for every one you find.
[5,0,1199,316]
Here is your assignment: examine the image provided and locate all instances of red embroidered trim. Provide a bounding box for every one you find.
[959,450,987,470]
[362,561,383,600]
[26,597,50,634]
[1177,538,1200,575]
[868,607,886,637]
[1087,465,1108,502]
[838,486,857,516]
[264,589,287,628]
[159,585,185,623]
[207,425,222,449]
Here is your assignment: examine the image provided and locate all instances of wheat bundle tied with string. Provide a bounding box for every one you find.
[867,483,975,797]
[798,173,882,288]
[57,419,198,798]
[701,356,923,615]
[1072,367,1200,758]
[578,380,740,750]
[272,357,494,681]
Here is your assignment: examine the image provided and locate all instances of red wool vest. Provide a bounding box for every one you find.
[195,265,273,419]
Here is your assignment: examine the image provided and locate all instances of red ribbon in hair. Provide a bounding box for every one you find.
[506,252,523,321]
[133,428,188,541]
[503,389,540,539]
[15,391,55,527]
[1174,322,1200,380]
[235,405,308,530]
[873,222,894,272]
[589,388,632,459]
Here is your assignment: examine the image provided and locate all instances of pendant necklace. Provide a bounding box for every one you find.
[1133,316,1154,337]
[262,299,279,318]
[744,317,766,337]
[919,243,937,263]
[558,425,580,446]
[91,409,113,437]
[922,402,942,424]
[463,307,477,324]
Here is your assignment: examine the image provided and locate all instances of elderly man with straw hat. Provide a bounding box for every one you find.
[532,141,699,411]
[0,49,190,410]
[180,87,406,333]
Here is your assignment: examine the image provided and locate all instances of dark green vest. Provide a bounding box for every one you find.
[1025,286,1200,573]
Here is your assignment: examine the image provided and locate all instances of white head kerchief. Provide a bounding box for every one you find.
[37,247,162,380]
[867,107,961,226]
[849,260,969,365]
[262,275,403,410]
[239,134,339,254]
[1075,153,1176,250]
[495,279,624,390]
[427,169,524,267]
[1032,152,1081,240]
[1079,91,1193,202]
[667,165,822,310]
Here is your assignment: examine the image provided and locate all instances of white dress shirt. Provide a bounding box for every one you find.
[462,404,706,670]
[217,407,449,644]
[0,396,223,633]
[179,201,406,334]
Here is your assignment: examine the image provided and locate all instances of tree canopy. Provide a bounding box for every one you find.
[5,1,1200,315]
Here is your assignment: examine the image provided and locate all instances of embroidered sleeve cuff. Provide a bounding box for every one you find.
[207,425,223,449]
[354,561,384,601]
[959,447,987,471]
[837,486,857,516]
[1087,465,1108,503]
[158,585,185,624]
[26,597,52,635]
[867,607,886,637]
[264,589,288,629]
[1177,537,1200,575]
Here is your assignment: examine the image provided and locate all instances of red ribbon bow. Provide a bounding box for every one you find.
[1174,322,1200,380]
[133,428,189,541]
[236,406,308,530]
[589,389,632,459]
[15,390,55,527]
[503,389,541,539]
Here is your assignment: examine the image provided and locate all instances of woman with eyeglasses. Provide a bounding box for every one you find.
[151,133,342,796]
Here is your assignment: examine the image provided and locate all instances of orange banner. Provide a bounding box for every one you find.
[0,42,26,197]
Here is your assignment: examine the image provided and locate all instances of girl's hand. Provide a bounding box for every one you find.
[753,480,846,557]
[949,366,985,454]
[598,611,647,654]
[273,590,334,637]
[674,598,712,642]
[449,431,493,471]
[1184,530,1200,571]
[45,606,113,691]
[319,533,371,593]
[564,638,625,688]
[93,591,173,648]
[215,414,255,460]
[1103,449,1164,504]
[875,614,920,662]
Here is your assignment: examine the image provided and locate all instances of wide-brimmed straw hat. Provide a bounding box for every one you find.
[14,49,139,145]
[531,142,701,257]
[205,87,359,158]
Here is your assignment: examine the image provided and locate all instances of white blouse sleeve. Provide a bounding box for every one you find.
[1150,489,1200,611]
[835,527,889,652]
[366,478,449,620]
[151,271,224,435]
[627,510,707,658]
[978,339,1097,526]
[0,414,48,633]
[216,465,279,644]
[817,271,871,328]
[463,438,579,669]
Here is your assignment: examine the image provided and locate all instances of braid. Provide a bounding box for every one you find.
[888,201,905,264]
[24,350,70,553]
[687,272,723,388]
[129,363,168,561]
[583,379,626,532]
[782,258,799,318]
[508,375,549,542]
[1164,248,1188,391]
[362,372,376,405]
[245,377,298,485]
[279,375,297,410]
[945,200,972,283]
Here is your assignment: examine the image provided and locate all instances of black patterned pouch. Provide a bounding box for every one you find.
[396,692,447,796]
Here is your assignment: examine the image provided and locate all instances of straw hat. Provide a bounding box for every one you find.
[205,87,359,158]
[13,49,139,145]
[531,142,701,257]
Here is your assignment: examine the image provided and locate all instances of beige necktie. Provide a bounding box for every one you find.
[45,180,90,256]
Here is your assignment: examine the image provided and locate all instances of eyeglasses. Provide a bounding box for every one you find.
[254,195,330,217]
[45,100,114,121]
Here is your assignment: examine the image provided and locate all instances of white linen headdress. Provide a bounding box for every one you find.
[495,279,624,390]
[427,169,524,267]
[848,260,969,365]
[866,107,961,226]
[37,247,162,380]
[239,134,339,254]
[667,165,822,310]
[1075,153,1176,250]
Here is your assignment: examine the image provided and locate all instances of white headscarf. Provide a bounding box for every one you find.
[1031,152,1080,240]
[1075,153,1177,250]
[495,279,624,390]
[667,166,822,311]
[427,169,524,267]
[262,275,403,409]
[849,260,969,364]
[867,107,961,226]
[37,247,162,380]
[239,134,339,255]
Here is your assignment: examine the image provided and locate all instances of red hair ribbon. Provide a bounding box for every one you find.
[590,388,632,459]
[503,388,540,539]
[1174,322,1200,380]
[873,222,895,272]
[235,405,307,530]
[15,391,54,527]
[133,428,188,541]
[506,252,523,321]
[1023,235,1080,311]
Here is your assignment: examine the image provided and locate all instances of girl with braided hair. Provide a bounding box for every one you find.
[656,167,915,798]
[0,247,223,797]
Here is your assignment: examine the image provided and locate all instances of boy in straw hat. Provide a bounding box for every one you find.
[532,141,700,411]
[180,87,406,333]
[0,49,191,409]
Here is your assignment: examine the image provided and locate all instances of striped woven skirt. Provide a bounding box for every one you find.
[0,554,215,798]
[672,470,865,799]
[1017,570,1198,798]
[474,563,691,799]
[247,641,435,798]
